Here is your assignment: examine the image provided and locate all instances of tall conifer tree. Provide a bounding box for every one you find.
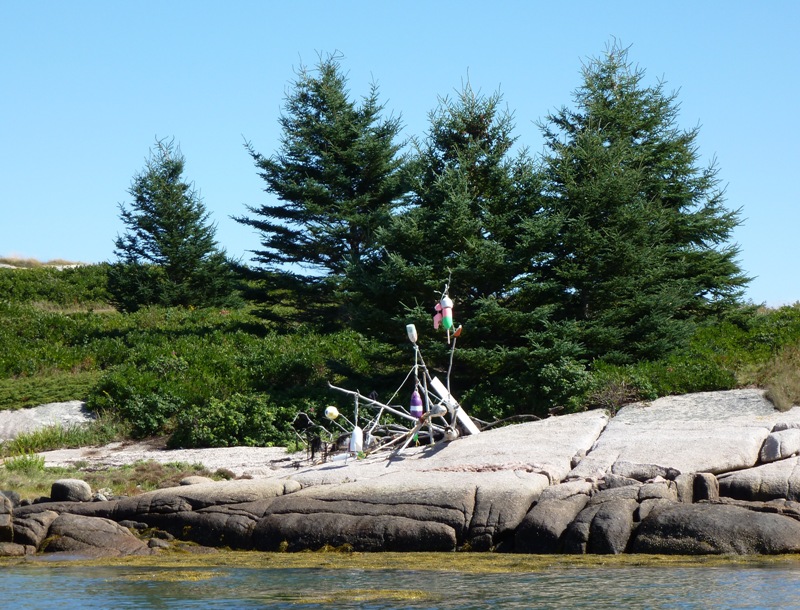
[110,138,235,311]
[236,54,406,326]
[537,43,748,363]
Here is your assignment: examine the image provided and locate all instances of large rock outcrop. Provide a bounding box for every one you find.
[5,389,800,557]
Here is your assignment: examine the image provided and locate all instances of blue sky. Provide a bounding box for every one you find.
[1,1,797,306]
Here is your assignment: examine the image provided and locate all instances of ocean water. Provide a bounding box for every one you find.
[2,563,800,609]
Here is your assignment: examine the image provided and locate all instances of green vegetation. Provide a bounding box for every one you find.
[1,43,797,456]
[1,415,128,456]
[3,452,46,474]
[1,263,798,453]
[109,138,239,312]
[0,263,403,449]
[0,457,225,500]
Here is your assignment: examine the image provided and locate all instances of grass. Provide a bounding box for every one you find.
[2,452,46,473]
[759,341,800,411]
[0,415,129,456]
[0,458,229,501]
[0,257,83,269]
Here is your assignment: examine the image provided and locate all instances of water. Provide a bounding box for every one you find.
[2,563,800,609]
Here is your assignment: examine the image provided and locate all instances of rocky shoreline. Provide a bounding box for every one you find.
[4,389,800,558]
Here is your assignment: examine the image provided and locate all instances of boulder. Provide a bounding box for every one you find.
[693,473,719,502]
[51,479,92,503]
[587,498,638,554]
[252,471,542,551]
[0,542,34,556]
[1,490,21,507]
[465,472,546,550]
[601,473,640,489]
[43,513,150,557]
[0,494,12,542]
[114,478,297,519]
[539,479,596,501]
[561,486,641,554]
[630,502,800,554]
[611,461,679,481]
[255,512,457,552]
[760,429,800,463]
[145,502,273,548]
[562,504,602,554]
[673,473,694,503]
[515,494,590,553]
[12,509,59,547]
[638,480,678,502]
[718,458,800,502]
[635,498,675,521]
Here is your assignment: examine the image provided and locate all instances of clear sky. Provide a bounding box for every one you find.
[2,1,797,306]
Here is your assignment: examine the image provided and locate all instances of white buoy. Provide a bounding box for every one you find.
[324,406,339,420]
[350,426,364,453]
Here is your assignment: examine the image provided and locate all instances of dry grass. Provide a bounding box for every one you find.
[759,342,800,412]
[0,257,83,269]
[28,300,117,314]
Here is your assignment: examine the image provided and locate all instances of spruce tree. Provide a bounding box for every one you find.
[373,84,541,325]
[109,138,236,311]
[537,43,748,363]
[235,54,406,326]
[368,84,571,418]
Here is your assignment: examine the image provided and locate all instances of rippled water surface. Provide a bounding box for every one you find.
[3,563,800,609]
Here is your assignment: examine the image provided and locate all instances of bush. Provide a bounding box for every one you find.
[3,452,46,473]
[86,326,397,442]
[0,264,111,305]
[1,415,127,456]
[169,393,296,448]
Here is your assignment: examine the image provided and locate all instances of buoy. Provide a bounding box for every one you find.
[410,389,423,419]
[324,406,339,420]
[350,426,364,453]
[440,296,454,331]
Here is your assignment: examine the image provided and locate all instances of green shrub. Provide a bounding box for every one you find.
[0,371,101,411]
[1,415,127,456]
[586,354,737,412]
[584,365,657,413]
[86,325,393,441]
[169,393,296,448]
[0,264,111,305]
[3,452,46,473]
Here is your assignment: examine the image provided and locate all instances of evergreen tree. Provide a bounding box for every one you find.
[373,84,541,324]
[367,84,573,418]
[109,138,236,311]
[536,43,748,364]
[235,54,406,326]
